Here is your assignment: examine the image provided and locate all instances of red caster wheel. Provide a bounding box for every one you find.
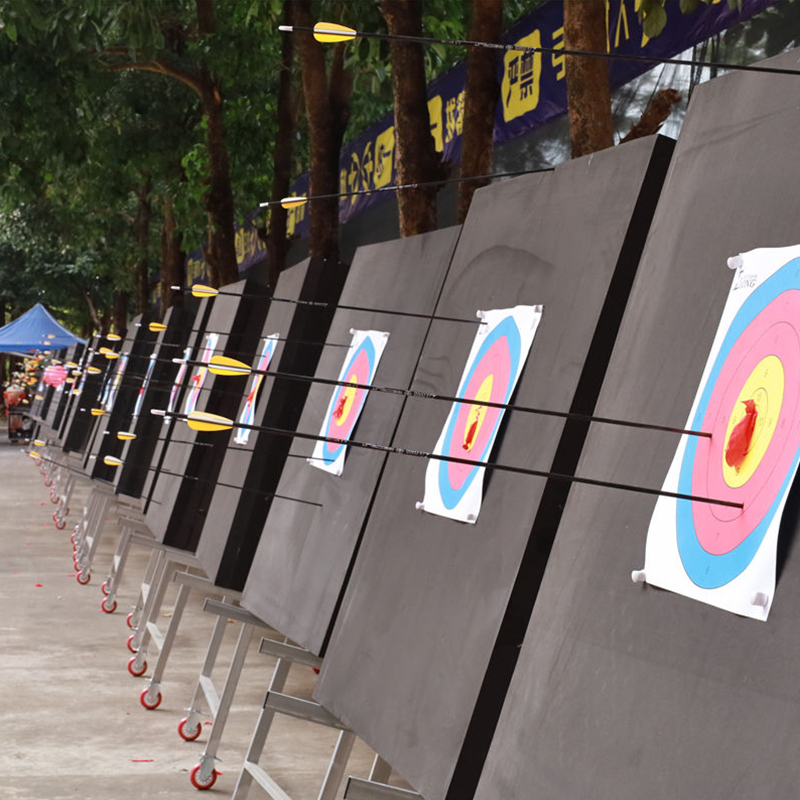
[52,512,58,522]
[178,717,202,742]
[44,478,52,487]
[54,518,66,530]
[126,634,138,653]
[140,687,162,710]
[76,570,91,585]
[101,581,110,596]
[190,763,219,790]
[70,534,76,545]
[101,596,117,614]
[126,611,138,630]
[127,656,147,677]
[64,506,70,516]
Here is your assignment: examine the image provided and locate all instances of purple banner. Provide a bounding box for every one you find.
[187,0,777,281]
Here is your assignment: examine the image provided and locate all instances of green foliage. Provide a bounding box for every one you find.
[638,0,743,39]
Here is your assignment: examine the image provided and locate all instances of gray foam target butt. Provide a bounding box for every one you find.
[475,48,800,800]
[314,134,674,800]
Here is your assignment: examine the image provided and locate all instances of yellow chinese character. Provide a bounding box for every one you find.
[551,26,565,80]
[235,227,245,264]
[360,141,374,192]
[427,95,443,152]
[501,30,542,122]
[347,151,360,203]
[455,90,465,136]
[374,126,395,188]
[445,95,457,143]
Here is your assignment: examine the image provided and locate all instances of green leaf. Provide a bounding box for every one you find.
[643,4,668,38]
[679,0,701,14]
[6,24,17,42]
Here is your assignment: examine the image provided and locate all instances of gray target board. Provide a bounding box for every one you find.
[61,337,121,454]
[314,134,674,800]
[83,314,158,481]
[192,257,311,579]
[191,256,351,590]
[49,343,85,434]
[144,279,271,550]
[113,305,198,500]
[474,48,800,800]
[239,227,462,656]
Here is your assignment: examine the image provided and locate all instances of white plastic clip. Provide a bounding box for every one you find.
[751,591,769,608]
[727,255,744,271]
[349,328,357,335]
[476,310,486,321]
[631,569,647,584]
[415,501,425,511]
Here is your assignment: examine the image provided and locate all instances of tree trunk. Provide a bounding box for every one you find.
[160,194,185,316]
[202,85,239,286]
[84,293,103,334]
[134,178,152,314]
[264,0,296,288]
[458,0,503,224]
[112,291,129,336]
[563,0,614,158]
[295,0,351,262]
[382,0,445,237]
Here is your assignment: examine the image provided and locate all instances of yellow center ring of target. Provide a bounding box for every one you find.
[722,355,784,488]
[463,373,494,452]
[334,375,358,427]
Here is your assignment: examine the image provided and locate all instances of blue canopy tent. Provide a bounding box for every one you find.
[0,303,85,353]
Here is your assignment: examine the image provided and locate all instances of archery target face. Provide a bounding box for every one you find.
[421,305,542,524]
[645,246,800,620]
[184,333,219,415]
[234,334,279,446]
[309,329,390,476]
[133,354,157,418]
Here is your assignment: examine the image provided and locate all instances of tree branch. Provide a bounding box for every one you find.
[101,55,206,101]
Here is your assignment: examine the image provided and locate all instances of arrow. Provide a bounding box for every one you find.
[258,169,551,209]
[280,21,800,77]
[195,354,711,440]
[153,409,739,509]
[174,286,485,328]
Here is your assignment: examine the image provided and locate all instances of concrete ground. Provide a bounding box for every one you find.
[0,437,388,799]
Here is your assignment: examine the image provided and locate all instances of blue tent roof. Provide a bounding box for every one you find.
[0,303,85,353]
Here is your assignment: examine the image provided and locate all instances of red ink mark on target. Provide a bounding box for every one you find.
[725,399,758,469]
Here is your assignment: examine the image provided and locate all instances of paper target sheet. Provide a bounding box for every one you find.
[421,304,542,523]
[309,329,390,476]
[645,244,800,620]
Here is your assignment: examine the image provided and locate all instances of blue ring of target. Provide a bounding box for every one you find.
[677,257,800,588]
[322,335,377,465]
[438,315,522,510]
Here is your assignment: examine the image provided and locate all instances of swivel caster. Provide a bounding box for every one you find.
[54,518,66,530]
[178,716,203,742]
[76,570,91,585]
[101,596,117,614]
[101,581,110,596]
[140,686,162,710]
[190,762,219,790]
[126,610,140,630]
[127,656,147,677]
[126,634,138,653]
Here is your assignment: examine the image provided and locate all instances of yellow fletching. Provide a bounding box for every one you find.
[107,333,122,341]
[186,411,234,432]
[104,351,120,360]
[149,322,167,332]
[280,196,308,209]
[116,431,136,441]
[90,408,105,416]
[208,355,253,376]
[191,284,219,298]
[103,456,123,467]
[65,377,76,383]
[33,440,46,447]
[66,361,78,368]
[29,451,41,459]
[313,21,357,42]
[35,394,44,400]
[98,347,113,355]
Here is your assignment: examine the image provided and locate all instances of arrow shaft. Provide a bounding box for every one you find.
[287,25,800,77]
[167,411,741,509]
